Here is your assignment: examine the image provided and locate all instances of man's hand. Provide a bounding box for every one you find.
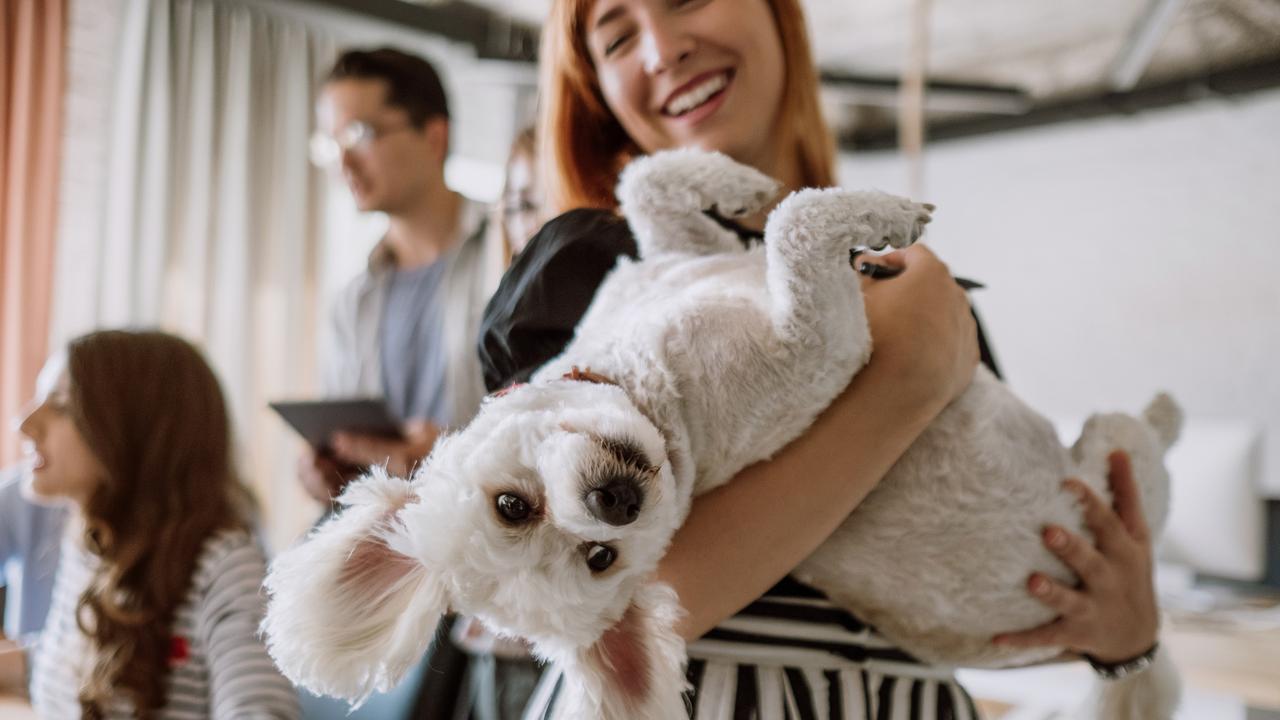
[296,449,357,506]
[330,420,442,477]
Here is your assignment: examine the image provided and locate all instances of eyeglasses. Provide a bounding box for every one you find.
[308,120,411,167]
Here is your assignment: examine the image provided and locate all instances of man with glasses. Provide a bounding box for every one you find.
[299,49,495,718]
[300,48,493,509]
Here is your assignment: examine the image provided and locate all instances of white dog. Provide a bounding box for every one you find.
[263,149,1182,719]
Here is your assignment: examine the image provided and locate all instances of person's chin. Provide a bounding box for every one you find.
[24,476,71,506]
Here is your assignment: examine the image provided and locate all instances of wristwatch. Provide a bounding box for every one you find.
[1085,642,1160,680]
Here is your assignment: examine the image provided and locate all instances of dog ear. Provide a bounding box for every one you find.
[575,583,689,718]
[262,469,448,706]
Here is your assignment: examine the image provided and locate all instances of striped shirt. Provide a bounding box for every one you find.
[29,528,300,719]
[523,578,980,720]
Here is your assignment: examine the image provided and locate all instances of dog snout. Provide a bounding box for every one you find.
[585,477,644,526]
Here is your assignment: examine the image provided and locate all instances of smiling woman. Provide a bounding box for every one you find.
[4,330,298,719]
[538,0,834,213]
[468,0,1170,718]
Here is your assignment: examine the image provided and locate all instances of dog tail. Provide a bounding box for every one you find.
[1092,647,1181,720]
[261,468,445,707]
[1142,392,1183,453]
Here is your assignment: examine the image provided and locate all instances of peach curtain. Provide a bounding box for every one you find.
[0,0,66,466]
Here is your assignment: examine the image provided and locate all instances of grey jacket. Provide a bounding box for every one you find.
[321,197,494,427]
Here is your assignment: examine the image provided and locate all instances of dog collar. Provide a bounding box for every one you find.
[561,366,617,386]
[488,366,617,400]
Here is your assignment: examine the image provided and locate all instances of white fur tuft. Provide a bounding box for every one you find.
[262,469,444,706]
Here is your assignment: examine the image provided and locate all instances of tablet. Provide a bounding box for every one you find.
[268,397,404,450]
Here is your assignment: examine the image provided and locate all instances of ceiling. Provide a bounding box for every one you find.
[454,0,1280,145]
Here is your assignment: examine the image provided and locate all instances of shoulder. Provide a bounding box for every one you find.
[526,207,637,264]
[499,209,637,303]
[191,528,266,598]
[477,209,639,391]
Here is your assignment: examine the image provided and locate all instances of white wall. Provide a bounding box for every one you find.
[840,88,1280,500]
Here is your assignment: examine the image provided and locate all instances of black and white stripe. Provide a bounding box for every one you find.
[29,528,300,719]
[523,578,980,720]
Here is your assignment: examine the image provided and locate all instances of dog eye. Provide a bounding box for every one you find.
[496,493,532,523]
[586,544,616,573]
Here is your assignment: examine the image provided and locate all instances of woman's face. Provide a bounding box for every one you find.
[19,370,106,506]
[585,0,786,172]
[502,149,543,255]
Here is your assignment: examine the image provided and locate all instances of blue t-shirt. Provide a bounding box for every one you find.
[0,466,67,638]
[380,255,453,426]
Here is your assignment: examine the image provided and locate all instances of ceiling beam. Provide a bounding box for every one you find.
[821,71,1031,116]
[292,0,541,62]
[845,57,1280,152]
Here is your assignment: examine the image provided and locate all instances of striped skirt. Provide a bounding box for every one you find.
[522,579,980,720]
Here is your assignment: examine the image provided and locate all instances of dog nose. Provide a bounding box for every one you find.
[585,478,643,526]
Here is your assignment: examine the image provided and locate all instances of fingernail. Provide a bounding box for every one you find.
[1030,575,1049,594]
[1046,528,1067,549]
[1062,479,1085,500]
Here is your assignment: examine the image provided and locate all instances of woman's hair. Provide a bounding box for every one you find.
[538,0,836,214]
[497,125,540,261]
[65,330,250,719]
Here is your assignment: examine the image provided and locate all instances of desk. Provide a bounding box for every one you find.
[0,695,37,720]
[1164,622,1280,710]
[966,618,1280,718]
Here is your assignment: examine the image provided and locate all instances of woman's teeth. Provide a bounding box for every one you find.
[664,73,729,117]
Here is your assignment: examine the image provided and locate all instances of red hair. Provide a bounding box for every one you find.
[538,0,836,214]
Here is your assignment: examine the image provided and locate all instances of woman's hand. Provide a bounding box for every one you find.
[993,451,1160,663]
[858,244,979,408]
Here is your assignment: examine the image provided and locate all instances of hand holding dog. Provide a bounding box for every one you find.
[993,450,1161,663]
[859,244,979,409]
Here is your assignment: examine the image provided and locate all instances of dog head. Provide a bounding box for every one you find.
[408,378,684,651]
[263,378,686,705]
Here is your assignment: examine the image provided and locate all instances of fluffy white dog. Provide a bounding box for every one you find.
[263,149,1182,719]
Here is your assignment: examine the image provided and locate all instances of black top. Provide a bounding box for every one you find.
[479,207,1000,393]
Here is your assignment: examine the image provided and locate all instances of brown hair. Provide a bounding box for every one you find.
[65,330,250,719]
[538,0,836,214]
[326,47,450,126]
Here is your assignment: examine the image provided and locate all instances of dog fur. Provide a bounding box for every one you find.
[263,149,1182,719]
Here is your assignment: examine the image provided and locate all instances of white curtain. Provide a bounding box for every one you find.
[52,0,340,547]
[50,0,525,549]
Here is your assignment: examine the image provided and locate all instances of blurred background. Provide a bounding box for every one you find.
[2,0,1278,716]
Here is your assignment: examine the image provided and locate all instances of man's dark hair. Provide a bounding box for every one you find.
[326,47,450,127]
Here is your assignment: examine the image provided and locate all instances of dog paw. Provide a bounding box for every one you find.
[865,194,934,251]
[617,148,781,217]
[767,189,933,253]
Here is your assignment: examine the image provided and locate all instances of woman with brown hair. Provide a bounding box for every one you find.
[479,0,1163,717]
[0,330,298,719]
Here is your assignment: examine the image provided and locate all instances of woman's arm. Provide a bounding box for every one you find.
[656,245,981,640]
[199,539,301,720]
